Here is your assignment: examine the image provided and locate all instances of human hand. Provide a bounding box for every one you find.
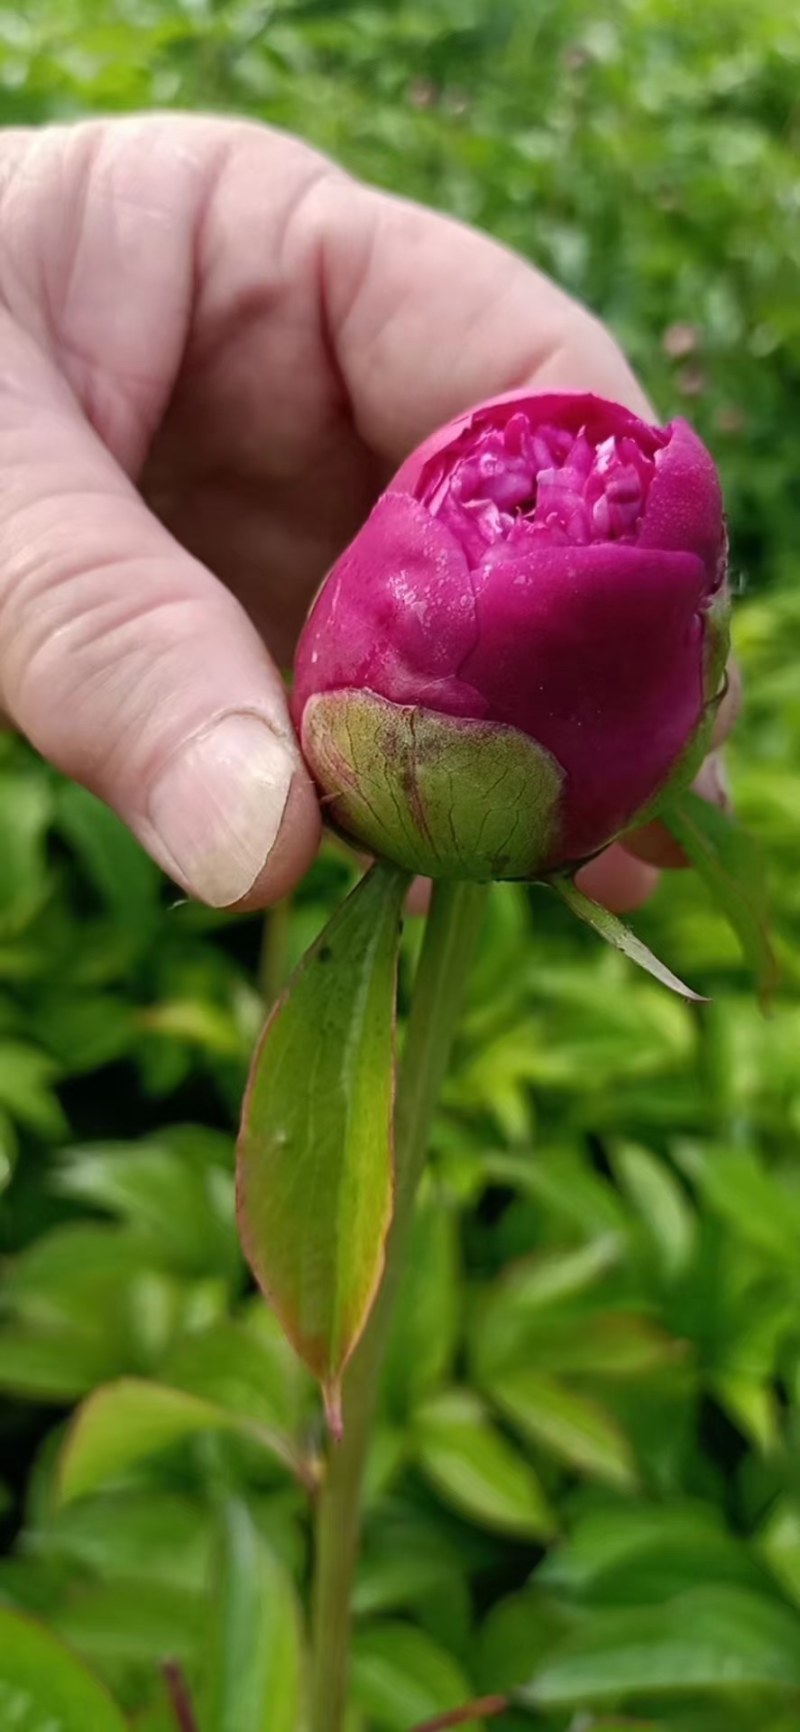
[0,114,737,910]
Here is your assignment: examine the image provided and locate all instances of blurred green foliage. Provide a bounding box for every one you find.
[0,0,799,1727]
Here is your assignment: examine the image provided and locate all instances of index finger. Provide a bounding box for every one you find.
[318,180,653,456]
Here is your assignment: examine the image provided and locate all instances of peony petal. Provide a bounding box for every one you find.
[461,541,708,860]
[640,418,724,582]
[291,492,484,727]
[394,391,664,500]
[294,390,728,877]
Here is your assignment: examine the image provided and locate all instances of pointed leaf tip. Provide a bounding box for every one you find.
[237,862,409,1403]
[553,876,707,1002]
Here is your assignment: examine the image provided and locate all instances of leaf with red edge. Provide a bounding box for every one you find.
[237,863,408,1431]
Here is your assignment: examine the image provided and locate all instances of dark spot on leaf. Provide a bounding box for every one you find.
[318,945,333,963]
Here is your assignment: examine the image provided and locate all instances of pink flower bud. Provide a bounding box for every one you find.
[293,392,729,881]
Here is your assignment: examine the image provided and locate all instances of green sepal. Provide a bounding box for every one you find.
[553,876,706,1002]
[661,789,777,1006]
[703,573,732,701]
[302,689,563,881]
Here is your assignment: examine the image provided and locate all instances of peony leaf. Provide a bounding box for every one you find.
[55,1377,309,1503]
[201,1499,305,1732]
[352,1623,476,1732]
[553,877,705,1001]
[0,1605,127,1732]
[519,1585,800,1707]
[414,1389,554,1540]
[487,1368,639,1490]
[237,862,408,1431]
[661,789,777,1005]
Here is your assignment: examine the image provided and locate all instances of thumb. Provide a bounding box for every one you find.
[0,347,320,908]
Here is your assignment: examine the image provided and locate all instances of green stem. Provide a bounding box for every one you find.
[258,895,291,1005]
[309,879,489,1732]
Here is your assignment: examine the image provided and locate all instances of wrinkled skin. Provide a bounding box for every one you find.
[0,115,737,910]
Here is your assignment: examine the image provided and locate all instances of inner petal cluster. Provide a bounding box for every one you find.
[424,412,668,568]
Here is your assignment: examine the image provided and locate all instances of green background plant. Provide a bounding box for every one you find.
[0,1,799,1727]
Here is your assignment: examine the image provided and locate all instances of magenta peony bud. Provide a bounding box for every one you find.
[292,392,729,881]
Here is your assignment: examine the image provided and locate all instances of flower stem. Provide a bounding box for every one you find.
[258,895,291,1005]
[309,879,489,1732]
